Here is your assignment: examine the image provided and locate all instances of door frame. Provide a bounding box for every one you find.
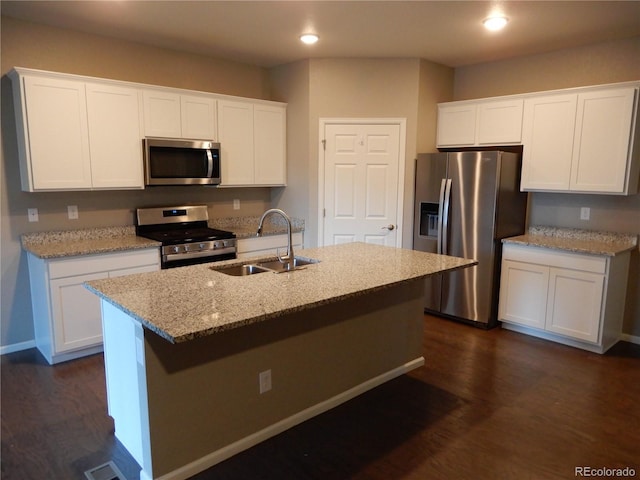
[318,117,407,247]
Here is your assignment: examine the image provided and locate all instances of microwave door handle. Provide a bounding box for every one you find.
[206,150,214,178]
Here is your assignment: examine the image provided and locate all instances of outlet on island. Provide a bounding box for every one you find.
[259,369,272,394]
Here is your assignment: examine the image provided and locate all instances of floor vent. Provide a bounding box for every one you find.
[84,461,126,480]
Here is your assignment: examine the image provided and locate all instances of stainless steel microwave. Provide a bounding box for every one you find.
[144,137,221,186]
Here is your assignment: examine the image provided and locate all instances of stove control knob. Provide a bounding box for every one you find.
[183,245,190,252]
[199,243,205,250]
[214,241,221,249]
[172,246,180,254]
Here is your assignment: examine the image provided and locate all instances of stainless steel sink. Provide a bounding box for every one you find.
[214,263,270,276]
[256,257,320,273]
[213,257,320,276]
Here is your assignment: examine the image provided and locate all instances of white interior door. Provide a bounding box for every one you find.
[321,121,403,247]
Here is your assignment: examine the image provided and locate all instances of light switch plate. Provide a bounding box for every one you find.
[233,199,240,210]
[68,205,78,220]
[580,207,590,221]
[28,208,39,222]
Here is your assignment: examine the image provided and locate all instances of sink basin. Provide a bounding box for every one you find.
[213,257,320,276]
[214,263,270,276]
[257,257,320,273]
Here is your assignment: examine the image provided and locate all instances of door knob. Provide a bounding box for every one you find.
[381,224,395,231]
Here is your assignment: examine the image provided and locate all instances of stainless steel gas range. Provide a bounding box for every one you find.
[135,205,236,269]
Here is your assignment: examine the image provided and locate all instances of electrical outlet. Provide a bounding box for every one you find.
[580,207,590,221]
[67,205,79,220]
[233,199,240,210]
[27,208,39,222]
[259,369,272,394]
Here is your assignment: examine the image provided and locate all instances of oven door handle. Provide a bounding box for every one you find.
[206,149,214,178]
[163,246,236,263]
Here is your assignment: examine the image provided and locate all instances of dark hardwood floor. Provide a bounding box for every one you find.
[2,315,639,479]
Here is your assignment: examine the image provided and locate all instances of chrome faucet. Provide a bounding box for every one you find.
[257,208,295,271]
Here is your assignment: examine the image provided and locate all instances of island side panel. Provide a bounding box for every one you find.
[143,279,425,479]
[101,300,153,473]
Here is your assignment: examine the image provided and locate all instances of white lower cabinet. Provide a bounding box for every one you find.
[236,232,303,259]
[28,249,160,364]
[498,243,630,353]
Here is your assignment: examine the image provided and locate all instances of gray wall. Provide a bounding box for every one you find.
[271,58,453,249]
[454,36,640,336]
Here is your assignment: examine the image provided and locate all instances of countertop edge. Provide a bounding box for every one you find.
[502,226,638,257]
[85,244,477,344]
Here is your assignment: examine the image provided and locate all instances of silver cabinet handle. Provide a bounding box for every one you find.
[381,224,395,231]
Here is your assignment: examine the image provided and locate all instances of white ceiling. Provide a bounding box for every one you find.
[2,1,640,68]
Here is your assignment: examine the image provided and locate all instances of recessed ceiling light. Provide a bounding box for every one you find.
[300,34,319,45]
[483,16,509,31]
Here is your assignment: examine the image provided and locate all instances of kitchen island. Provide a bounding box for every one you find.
[86,242,476,480]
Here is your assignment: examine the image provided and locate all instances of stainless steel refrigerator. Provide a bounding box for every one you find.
[413,151,527,328]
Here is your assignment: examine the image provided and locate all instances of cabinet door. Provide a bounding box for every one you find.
[23,76,92,190]
[546,268,604,343]
[50,272,107,353]
[498,260,549,329]
[477,99,523,145]
[86,83,144,189]
[254,104,286,185]
[181,95,217,140]
[571,88,636,194]
[218,100,254,185]
[520,94,577,191]
[436,104,477,147]
[142,90,181,137]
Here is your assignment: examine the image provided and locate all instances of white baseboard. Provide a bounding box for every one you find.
[148,357,425,480]
[0,340,36,355]
[620,333,640,345]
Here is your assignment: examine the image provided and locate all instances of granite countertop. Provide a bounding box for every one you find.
[502,226,638,256]
[21,216,305,259]
[85,242,476,344]
[21,226,160,259]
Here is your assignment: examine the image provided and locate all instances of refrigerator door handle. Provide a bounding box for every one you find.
[437,179,447,254]
[441,179,452,255]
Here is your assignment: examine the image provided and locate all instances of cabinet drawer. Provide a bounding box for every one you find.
[502,243,606,274]
[49,248,160,279]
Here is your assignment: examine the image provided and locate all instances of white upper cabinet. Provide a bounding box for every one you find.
[142,91,217,140]
[181,95,217,139]
[571,88,637,194]
[476,99,523,145]
[522,86,638,195]
[18,75,93,190]
[436,98,523,147]
[254,103,286,185]
[86,82,144,189]
[218,99,286,187]
[10,70,144,191]
[436,104,477,146]
[142,90,181,137]
[438,82,639,196]
[10,67,287,191]
[520,93,577,191]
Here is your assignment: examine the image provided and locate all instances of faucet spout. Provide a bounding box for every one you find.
[256,208,295,270]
